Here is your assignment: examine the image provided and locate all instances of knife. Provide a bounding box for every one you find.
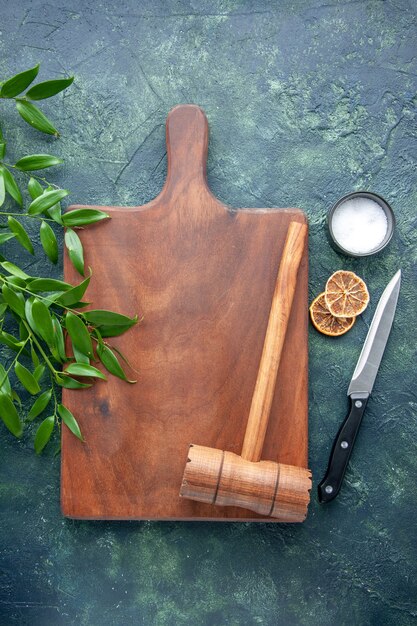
[318,269,401,503]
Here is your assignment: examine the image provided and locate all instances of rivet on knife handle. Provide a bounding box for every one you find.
[318,392,369,503]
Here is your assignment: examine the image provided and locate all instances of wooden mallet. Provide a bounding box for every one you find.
[179,221,312,521]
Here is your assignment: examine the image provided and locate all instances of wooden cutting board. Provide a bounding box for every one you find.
[61,105,308,521]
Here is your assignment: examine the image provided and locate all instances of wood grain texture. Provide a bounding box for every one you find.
[182,447,284,516]
[61,104,309,521]
[181,446,311,521]
[241,221,307,463]
[180,222,311,521]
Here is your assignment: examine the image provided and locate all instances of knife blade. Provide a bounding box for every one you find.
[318,269,401,503]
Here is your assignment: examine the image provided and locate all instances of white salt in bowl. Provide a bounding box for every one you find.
[327,191,395,257]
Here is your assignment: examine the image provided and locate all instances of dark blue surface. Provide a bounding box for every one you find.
[1,1,416,624]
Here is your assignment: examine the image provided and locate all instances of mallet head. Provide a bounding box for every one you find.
[180,444,311,522]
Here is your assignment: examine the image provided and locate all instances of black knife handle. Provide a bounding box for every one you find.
[318,392,369,503]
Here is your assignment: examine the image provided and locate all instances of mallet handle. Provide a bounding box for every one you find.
[241,221,307,462]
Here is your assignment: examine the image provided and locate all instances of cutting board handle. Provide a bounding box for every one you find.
[160,104,214,203]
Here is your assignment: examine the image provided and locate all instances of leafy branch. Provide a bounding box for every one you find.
[0,65,138,453]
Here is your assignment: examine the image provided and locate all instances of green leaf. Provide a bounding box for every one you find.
[82,310,138,327]
[26,76,74,100]
[97,343,135,383]
[6,276,26,288]
[15,99,59,136]
[0,363,12,397]
[34,415,55,453]
[0,302,8,317]
[7,217,34,254]
[30,344,40,367]
[0,64,39,98]
[12,390,22,406]
[0,392,22,437]
[62,209,109,227]
[64,228,84,275]
[30,298,55,348]
[69,301,89,308]
[25,297,35,329]
[72,345,90,364]
[14,361,41,395]
[27,389,52,421]
[44,293,61,305]
[33,364,45,382]
[0,143,5,159]
[65,311,93,358]
[55,375,91,389]
[27,278,72,292]
[3,168,23,206]
[56,274,90,307]
[98,324,138,338]
[28,188,69,215]
[65,363,106,380]
[47,202,63,224]
[14,154,64,171]
[0,330,25,352]
[19,320,29,341]
[1,284,25,317]
[1,261,30,279]
[0,166,5,207]
[28,177,43,199]
[0,233,15,245]
[85,310,138,337]
[58,404,83,441]
[28,278,71,293]
[52,316,66,362]
[38,221,58,263]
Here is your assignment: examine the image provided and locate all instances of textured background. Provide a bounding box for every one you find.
[1,0,416,624]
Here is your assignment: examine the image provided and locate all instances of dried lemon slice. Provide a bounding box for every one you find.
[325,270,369,318]
[310,292,355,336]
